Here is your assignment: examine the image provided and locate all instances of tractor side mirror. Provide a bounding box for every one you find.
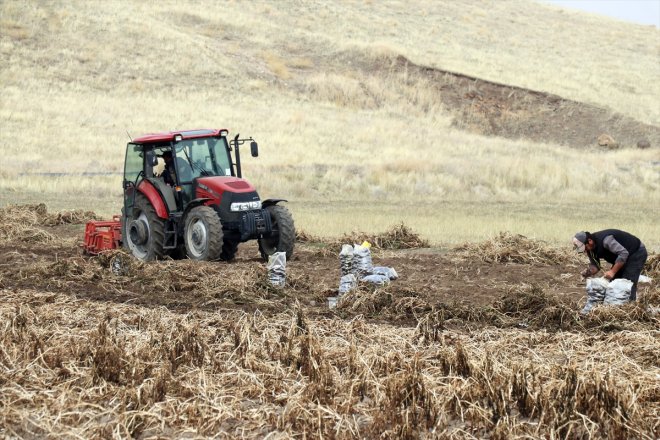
[250,141,259,157]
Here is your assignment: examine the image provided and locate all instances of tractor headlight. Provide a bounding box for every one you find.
[230,201,262,212]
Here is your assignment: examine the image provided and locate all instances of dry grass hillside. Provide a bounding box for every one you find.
[1,0,659,246]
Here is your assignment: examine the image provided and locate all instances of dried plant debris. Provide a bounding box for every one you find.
[0,203,99,226]
[0,204,99,244]
[297,222,430,250]
[1,289,658,438]
[645,252,660,279]
[1,205,658,438]
[453,231,577,265]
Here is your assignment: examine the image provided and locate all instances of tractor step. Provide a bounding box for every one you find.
[163,214,181,249]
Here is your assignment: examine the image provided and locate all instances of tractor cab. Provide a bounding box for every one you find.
[125,133,236,210]
[119,129,294,262]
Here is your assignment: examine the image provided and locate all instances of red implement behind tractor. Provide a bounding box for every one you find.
[83,129,295,262]
[82,216,122,255]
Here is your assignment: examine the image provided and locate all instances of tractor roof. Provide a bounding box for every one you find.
[132,129,227,144]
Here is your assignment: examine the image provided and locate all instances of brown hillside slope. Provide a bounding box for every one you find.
[276,51,660,148]
[396,56,660,148]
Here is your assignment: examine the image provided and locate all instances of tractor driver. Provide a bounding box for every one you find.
[161,151,177,186]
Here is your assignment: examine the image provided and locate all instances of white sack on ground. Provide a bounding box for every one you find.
[638,274,652,284]
[339,244,353,277]
[267,252,286,287]
[586,277,608,300]
[352,244,373,277]
[371,266,398,280]
[338,273,357,295]
[604,278,633,305]
[337,243,399,292]
[581,277,633,313]
[582,277,609,314]
[360,274,390,286]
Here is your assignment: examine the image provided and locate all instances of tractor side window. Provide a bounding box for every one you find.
[124,143,143,184]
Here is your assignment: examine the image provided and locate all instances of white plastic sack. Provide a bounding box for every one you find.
[371,266,398,280]
[582,277,633,313]
[638,275,652,284]
[604,278,633,305]
[267,252,286,287]
[582,277,609,314]
[360,274,390,286]
[339,244,354,277]
[352,244,373,277]
[338,273,357,295]
[586,277,609,300]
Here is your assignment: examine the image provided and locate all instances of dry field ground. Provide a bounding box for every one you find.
[1,205,659,438]
[1,0,660,438]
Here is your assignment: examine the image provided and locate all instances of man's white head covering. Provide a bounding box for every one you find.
[153,157,165,177]
[573,232,587,253]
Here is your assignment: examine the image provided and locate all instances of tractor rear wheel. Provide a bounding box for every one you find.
[125,193,166,261]
[184,206,223,261]
[258,204,295,261]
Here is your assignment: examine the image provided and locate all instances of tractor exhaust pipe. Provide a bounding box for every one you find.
[234,133,242,178]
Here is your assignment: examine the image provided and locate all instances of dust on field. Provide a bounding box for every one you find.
[1,205,658,438]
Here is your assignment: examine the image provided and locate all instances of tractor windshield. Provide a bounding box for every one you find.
[174,137,232,182]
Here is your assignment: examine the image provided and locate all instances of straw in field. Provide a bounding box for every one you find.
[453,231,576,265]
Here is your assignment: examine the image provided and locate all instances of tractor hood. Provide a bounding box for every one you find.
[196,176,258,198]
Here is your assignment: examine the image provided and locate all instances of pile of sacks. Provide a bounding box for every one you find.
[581,277,632,314]
[338,242,398,295]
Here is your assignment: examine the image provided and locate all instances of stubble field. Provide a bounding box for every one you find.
[1,204,658,438]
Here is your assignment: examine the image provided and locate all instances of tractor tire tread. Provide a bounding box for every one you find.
[184,206,223,261]
[258,204,295,261]
[133,193,166,261]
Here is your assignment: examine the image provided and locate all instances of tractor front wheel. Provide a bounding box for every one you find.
[125,193,166,261]
[258,204,295,261]
[184,206,223,261]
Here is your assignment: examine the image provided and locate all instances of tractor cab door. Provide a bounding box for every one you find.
[173,142,195,206]
[123,143,144,216]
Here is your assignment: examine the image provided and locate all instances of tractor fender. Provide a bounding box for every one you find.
[181,198,214,219]
[137,180,169,219]
[262,198,288,208]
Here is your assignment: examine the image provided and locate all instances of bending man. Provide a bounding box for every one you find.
[573,229,648,301]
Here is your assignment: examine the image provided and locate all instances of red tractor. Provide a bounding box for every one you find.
[84,129,295,262]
